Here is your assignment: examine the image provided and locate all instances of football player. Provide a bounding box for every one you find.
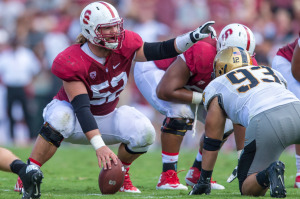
[14,1,216,194]
[189,46,300,198]
[272,36,300,188]
[0,147,43,199]
[134,23,256,190]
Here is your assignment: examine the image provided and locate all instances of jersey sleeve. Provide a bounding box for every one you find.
[51,46,87,82]
[272,68,288,89]
[202,82,218,111]
[117,30,143,58]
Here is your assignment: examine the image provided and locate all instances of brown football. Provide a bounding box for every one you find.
[98,158,125,194]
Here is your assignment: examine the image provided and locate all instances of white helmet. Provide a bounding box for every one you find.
[217,23,255,55]
[80,1,124,50]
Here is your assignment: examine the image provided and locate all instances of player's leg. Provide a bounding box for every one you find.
[238,105,300,197]
[134,61,190,190]
[272,55,300,189]
[185,110,229,190]
[109,105,156,193]
[0,147,44,198]
[15,99,75,192]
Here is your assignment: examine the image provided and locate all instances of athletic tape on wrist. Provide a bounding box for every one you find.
[175,31,194,52]
[192,91,202,104]
[90,135,105,150]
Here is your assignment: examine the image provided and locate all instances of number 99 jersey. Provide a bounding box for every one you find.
[203,65,299,127]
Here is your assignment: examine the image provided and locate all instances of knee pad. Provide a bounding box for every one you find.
[161,117,193,136]
[39,122,64,147]
[43,100,76,138]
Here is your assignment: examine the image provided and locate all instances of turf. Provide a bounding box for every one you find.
[1,145,300,198]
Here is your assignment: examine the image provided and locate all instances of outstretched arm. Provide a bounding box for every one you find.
[134,21,216,62]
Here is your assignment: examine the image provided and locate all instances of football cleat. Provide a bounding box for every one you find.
[14,176,23,193]
[156,170,188,190]
[185,167,225,190]
[119,168,141,193]
[294,172,300,188]
[19,165,44,199]
[266,161,286,198]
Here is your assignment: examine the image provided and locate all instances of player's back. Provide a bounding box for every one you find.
[203,65,299,127]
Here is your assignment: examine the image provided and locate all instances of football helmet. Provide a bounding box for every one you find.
[80,1,124,50]
[212,46,252,78]
[217,23,255,55]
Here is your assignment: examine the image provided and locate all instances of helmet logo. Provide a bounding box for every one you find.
[83,10,91,25]
[222,29,233,40]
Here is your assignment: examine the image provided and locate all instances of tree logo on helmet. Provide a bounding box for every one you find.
[222,29,233,40]
[83,10,91,25]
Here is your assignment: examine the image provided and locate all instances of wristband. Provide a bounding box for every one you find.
[90,135,105,150]
[175,31,194,52]
[192,91,203,104]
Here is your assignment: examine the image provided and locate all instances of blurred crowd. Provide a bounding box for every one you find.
[0,0,299,148]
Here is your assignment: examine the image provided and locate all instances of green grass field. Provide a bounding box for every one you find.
[1,145,300,199]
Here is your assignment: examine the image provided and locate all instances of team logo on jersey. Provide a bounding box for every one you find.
[90,71,97,79]
[197,80,205,85]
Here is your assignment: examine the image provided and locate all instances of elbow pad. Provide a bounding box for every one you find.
[143,38,179,61]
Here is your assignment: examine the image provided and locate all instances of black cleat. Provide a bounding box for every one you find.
[266,161,286,198]
[19,165,44,199]
[189,182,211,195]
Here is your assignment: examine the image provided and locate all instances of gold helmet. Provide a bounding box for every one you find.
[212,46,252,79]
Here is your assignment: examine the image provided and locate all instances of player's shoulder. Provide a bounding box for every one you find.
[52,44,89,81]
[118,30,143,53]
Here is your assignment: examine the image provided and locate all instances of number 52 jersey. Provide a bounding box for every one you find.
[203,65,299,127]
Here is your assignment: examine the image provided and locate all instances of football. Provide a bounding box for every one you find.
[98,158,125,194]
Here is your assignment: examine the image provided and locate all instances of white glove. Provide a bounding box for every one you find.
[190,21,217,42]
[176,21,216,52]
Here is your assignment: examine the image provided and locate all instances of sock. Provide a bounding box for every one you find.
[200,169,213,183]
[10,160,26,175]
[192,159,202,171]
[28,158,42,168]
[296,154,300,172]
[162,151,179,172]
[121,161,131,173]
[196,149,202,162]
[256,169,269,188]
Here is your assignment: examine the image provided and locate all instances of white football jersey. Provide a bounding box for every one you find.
[203,65,299,127]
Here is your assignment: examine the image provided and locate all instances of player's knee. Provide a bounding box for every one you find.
[44,102,76,138]
[161,117,194,136]
[39,122,64,147]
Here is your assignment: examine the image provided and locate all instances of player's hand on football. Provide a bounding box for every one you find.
[191,21,216,41]
[96,146,118,170]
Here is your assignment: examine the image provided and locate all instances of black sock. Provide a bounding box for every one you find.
[10,160,26,175]
[256,169,269,188]
[163,162,177,172]
[200,169,213,183]
[192,159,202,171]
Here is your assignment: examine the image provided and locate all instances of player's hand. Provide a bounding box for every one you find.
[188,177,211,195]
[227,165,238,183]
[95,146,118,170]
[190,21,216,42]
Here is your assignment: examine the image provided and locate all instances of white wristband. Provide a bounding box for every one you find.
[90,135,105,150]
[175,31,194,52]
[192,91,203,104]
